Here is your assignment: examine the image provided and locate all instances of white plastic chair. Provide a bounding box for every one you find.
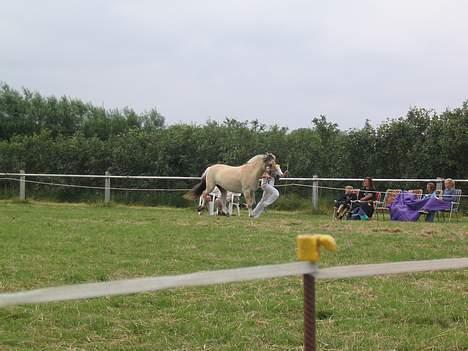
[228,192,242,216]
[199,190,241,216]
[198,189,221,216]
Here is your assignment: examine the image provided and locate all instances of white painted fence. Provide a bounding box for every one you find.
[1,171,467,209]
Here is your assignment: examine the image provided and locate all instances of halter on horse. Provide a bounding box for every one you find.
[184,153,277,216]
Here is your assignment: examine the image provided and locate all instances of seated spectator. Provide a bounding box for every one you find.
[334,185,357,219]
[423,178,456,222]
[420,182,437,221]
[350,177,376,220]
[422,182,437,199]
[442,178,457,202]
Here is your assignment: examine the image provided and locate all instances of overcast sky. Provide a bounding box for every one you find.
[1,1,468,130]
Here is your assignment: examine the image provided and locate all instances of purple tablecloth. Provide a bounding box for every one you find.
[388,192,451,221]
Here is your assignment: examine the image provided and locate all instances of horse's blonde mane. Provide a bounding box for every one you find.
[246,153,276,165]
[246,154,265,164]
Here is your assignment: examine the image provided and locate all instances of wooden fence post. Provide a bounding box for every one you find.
[105,171,111,204]
[312,175,319,210]
[19,170,26,201]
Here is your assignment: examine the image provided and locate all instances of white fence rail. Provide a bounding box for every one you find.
[1,171,467,209]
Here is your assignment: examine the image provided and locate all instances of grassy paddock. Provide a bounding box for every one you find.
[0,201,467,350]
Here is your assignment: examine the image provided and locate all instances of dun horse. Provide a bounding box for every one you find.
[184,153,276,216]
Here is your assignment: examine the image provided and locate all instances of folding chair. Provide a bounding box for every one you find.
[371,191,382,219]
[374,189,401,220]
[408,189,423,199]
[439,189,462,222]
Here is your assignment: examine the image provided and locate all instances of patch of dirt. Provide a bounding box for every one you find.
[372,227,402,233]
[420,229,436,238]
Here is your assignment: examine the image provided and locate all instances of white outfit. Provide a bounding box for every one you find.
[252,165,284,218]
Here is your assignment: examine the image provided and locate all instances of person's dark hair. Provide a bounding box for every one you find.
[364,176,374,190]
[427,182,436,192]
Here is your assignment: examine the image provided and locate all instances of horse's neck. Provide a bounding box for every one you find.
[246,159,266,177]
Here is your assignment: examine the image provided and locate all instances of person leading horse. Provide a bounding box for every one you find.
[184,153,277,216]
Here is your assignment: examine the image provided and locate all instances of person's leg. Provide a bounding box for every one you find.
[337,204,348,219]
[251,187,267,218]
[361,203,374,218]
[425,211,435,222]
[253,185,279,218]
[335,204,344,219]
[262,186,279,207]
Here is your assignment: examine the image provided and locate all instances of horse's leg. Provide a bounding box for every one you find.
[249,190,258,216]
[244,191,254,217]
[198,196,206,215]
[218,186,229,216]
[251,190,256,207]
[197,176,216,212]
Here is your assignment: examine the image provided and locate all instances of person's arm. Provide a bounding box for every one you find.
[274,165,284,178]
[359,192,374,202]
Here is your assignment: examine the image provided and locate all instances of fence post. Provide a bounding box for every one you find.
[105,171,111,204]
[297,235,337,351]
[303,273,316,351]
[19,170,26,201]
[312,175,319,210]
[436,177,443,192]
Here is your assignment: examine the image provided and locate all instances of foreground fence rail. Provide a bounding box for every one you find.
[2,258,466,308]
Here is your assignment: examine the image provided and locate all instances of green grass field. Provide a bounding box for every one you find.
[0,201,467,350]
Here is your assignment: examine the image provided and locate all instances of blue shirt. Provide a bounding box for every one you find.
[423,191,437,199]
[442,188,457,202]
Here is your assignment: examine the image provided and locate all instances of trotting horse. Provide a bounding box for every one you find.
[184,153,276,216]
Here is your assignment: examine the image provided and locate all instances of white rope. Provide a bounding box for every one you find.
[0,173,200,180]
[276,183,468,198]
[0,258,466,307]
[1,177,467,197]
[0,178,190,192]
[2,172,468,183]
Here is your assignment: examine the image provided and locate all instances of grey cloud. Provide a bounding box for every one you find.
[1,0,467,130]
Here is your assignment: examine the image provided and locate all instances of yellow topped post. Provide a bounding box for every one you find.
[297,234,336,351]
[296,234,336,262]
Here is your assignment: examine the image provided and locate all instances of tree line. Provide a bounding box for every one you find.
[0,82,467,186]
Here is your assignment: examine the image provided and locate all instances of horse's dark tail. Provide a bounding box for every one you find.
[183,175,207,200]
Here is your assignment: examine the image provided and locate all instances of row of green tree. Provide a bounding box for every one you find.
[1,83,467,181]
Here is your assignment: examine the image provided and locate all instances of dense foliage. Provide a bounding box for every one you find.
[1,83,466,180]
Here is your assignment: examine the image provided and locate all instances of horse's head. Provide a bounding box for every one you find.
[263,152,277,168]
[246,153,276,173]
